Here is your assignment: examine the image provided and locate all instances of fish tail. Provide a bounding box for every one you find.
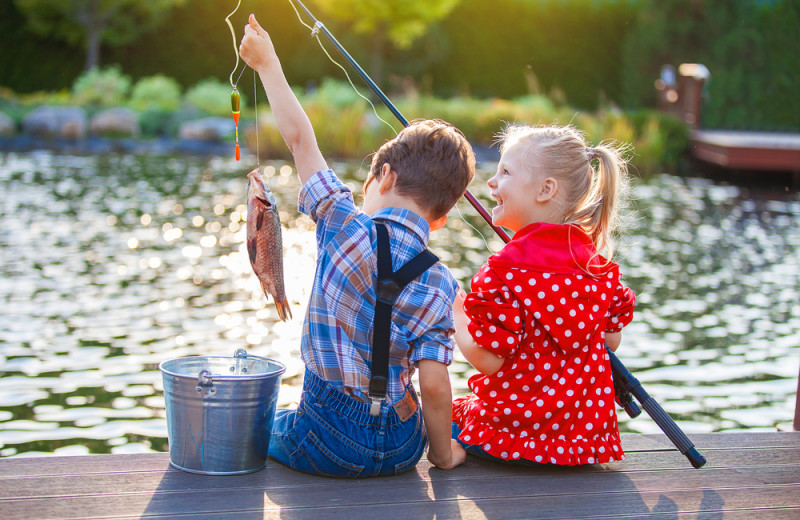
[274,298,292,322]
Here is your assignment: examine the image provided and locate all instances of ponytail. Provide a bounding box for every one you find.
[566,142,630,260]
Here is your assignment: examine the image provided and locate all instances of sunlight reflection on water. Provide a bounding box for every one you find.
[0,150,798,456]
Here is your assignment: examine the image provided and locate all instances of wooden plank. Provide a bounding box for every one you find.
[2,432,794,478]
[1,432,799,520]
[2,462,798,502]
[1,481,798,520]
[2,445,798,501]
[84,507,800,520]
[636,431,800,451]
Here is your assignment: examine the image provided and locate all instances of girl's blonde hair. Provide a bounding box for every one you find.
[498,124,631,260]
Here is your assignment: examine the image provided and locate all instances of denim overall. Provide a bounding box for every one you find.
[268,222,438,477]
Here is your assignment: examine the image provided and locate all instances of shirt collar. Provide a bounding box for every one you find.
[370,207,431,245]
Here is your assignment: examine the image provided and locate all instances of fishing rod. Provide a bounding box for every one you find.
[288,0,510,244]
[287,0,705,469]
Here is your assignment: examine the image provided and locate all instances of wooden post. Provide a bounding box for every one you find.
[795,360,800,431]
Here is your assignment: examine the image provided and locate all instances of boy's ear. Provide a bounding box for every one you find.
[429,214,448,231]
[536,177,558,202]
[378,163,397,194]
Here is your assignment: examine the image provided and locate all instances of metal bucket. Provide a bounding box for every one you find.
[159,348,285,475]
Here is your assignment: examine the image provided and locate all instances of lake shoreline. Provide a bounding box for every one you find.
[0,135,502,165]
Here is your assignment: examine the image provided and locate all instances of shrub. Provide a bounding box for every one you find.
[72,66,131,107]
[129,75,182,112]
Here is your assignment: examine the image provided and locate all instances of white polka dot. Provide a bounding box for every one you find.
[538,291,546,299]
[536,399,544,407]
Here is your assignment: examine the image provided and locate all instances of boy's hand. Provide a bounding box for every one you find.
[428,439,467,470]
[239,14,278,72]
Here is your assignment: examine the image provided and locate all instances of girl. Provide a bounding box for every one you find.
[451,124,635,466]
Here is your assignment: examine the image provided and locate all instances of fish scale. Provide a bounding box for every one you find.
[246,168,291,321]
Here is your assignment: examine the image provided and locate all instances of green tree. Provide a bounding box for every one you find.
[14,0,186,71]
[311,0,461,86]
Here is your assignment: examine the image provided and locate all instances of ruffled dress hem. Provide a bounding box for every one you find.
[453,399,625,466]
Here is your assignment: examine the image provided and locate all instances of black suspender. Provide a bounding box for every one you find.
[369,222,438,416]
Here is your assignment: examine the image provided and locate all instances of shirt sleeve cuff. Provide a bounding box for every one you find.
[298,169,346,215]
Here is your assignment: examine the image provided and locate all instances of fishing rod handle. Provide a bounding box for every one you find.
[640,396,707,468]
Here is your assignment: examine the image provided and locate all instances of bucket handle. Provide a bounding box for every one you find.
[196,368,217,395]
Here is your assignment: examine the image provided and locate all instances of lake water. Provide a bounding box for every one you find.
[1,150,798,458]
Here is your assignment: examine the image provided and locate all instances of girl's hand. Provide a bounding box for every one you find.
[239,14,278,72]
[452,289,470,341]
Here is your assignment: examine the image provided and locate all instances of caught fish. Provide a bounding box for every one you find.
[246,168,292,321]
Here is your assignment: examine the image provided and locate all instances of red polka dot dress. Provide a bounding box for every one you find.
[452,222,635,465]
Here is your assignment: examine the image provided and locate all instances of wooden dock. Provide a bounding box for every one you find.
[690,130,800,173]
[1,431,798,519]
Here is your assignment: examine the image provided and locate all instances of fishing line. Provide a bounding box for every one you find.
[286,0,399,136]
[254,68,260,167]
[455,201,497,255]
[225,0,244,88]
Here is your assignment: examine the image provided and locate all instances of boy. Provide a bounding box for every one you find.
[240,14,473,476]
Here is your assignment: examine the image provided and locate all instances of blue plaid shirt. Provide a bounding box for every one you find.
[298,169,457,403]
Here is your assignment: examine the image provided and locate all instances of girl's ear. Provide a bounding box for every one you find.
[536,177,558,203]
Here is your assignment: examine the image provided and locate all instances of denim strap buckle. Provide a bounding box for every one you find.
[369,396,383,417]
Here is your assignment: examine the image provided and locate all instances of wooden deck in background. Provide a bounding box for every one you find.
[690,130,800,172]
[1,432,798,519]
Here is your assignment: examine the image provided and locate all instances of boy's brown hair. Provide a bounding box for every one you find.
[368,119,475,220]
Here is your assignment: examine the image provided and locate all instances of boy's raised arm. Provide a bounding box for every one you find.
[239,14,327,185]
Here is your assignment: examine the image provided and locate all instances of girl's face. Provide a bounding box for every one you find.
[487,142,549,232]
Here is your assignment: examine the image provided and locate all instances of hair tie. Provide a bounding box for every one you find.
[586,147,597,160]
